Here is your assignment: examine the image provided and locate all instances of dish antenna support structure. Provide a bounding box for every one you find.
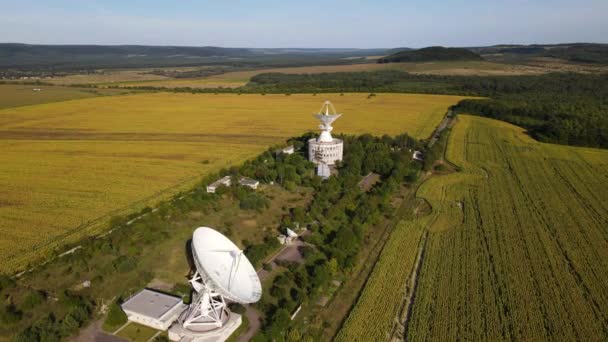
[183,248,247,329]
[171,227,261,340]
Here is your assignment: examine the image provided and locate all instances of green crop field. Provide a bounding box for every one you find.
[338,115,608,340]
[409,115,608,340]
[335,219,425,341]
[0,92,465,274]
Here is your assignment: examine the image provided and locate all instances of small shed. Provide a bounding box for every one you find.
[206,175,232,193]
[282,145,295,155]
[121,289,187,331]
[412,150,424,161]
[278,228,298,245]
[286,228,298,239]
[239,177,260,190]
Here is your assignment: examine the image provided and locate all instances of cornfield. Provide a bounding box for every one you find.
[335,220,425,341]
[339,115,608,340]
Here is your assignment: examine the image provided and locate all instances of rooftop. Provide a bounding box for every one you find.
[121,289,184,319]
[209,175,232,187]
[239,177,259,186]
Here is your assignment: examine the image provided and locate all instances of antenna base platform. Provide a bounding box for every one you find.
[168,312,241,342]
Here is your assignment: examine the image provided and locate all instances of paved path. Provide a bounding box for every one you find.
[71,319,128,342]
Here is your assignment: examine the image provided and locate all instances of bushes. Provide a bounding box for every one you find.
[172,283,192,304]
[0,304,22,324]
[245,237,281,268]
[21,290,46,310]
[104,301,128,331]
[239,192,270,211]
[0,274,15,292]
[113,255,138,273]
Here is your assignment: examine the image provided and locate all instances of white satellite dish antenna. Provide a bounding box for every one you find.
[180,227,262,332]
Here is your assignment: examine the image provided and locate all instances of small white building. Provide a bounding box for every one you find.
[206,175,232,193]
[278,228,298,245]
[282,145,295,155]
[413,150,424,161]
[239,177,260,190]
[121,289,187,331]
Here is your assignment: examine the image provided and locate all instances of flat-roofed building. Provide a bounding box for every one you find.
[121,289,187,331]
[206,175,232,193]
[239,177,260,190]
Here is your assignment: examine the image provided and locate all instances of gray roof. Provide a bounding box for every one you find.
[239,178,259,186]
[208,175,232,188]
[121,289,183,319]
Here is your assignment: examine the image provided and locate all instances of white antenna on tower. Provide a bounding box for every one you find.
[308,101,344,173]
[314,100,342,143]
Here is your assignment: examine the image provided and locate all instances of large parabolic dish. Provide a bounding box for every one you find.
[192,227,262,304]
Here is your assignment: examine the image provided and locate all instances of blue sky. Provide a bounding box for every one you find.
[1,0,607,48]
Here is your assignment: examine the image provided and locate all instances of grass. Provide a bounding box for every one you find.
[338,115,608,340]
[0,92,465,273]
[115,322,159,342]
[0,84,136,109]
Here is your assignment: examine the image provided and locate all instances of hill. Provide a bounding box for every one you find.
[378,46,483,63]
[544,43,608,64]
[472,43,608,64]
[0,43,388,70]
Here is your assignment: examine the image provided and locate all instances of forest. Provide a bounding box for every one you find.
[377,46,483,63]
[246,71,608,148]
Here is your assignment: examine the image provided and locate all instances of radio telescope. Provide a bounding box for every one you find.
[170,227,261,341]
[308,100,344,177]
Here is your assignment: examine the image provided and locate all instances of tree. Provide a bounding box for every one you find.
[104,301,127,330]
[266,308,291,340]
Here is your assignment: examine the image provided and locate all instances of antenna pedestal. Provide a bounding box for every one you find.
[170,227,261,341]
[182,271,228,329]
[169,270,241,341]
